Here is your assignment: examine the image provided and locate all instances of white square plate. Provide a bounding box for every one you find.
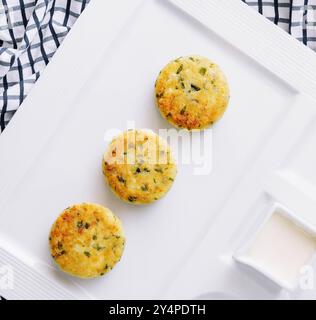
[1,0,316,299]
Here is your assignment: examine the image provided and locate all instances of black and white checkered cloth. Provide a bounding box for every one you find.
[0,0,315,132]
[0,0,89,132]
[243,0,316,49]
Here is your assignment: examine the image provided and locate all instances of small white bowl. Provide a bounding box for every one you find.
[234,203,316,291]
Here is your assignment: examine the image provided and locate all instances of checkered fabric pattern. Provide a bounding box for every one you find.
[0,0,316,132]
[243,0,316,49]
[0,0,89,132]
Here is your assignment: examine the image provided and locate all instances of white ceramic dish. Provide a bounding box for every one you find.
[234,203,316,291]
[1,0,316,299]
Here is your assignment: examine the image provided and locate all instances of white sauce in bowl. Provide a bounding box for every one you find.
[238,210,316,289]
